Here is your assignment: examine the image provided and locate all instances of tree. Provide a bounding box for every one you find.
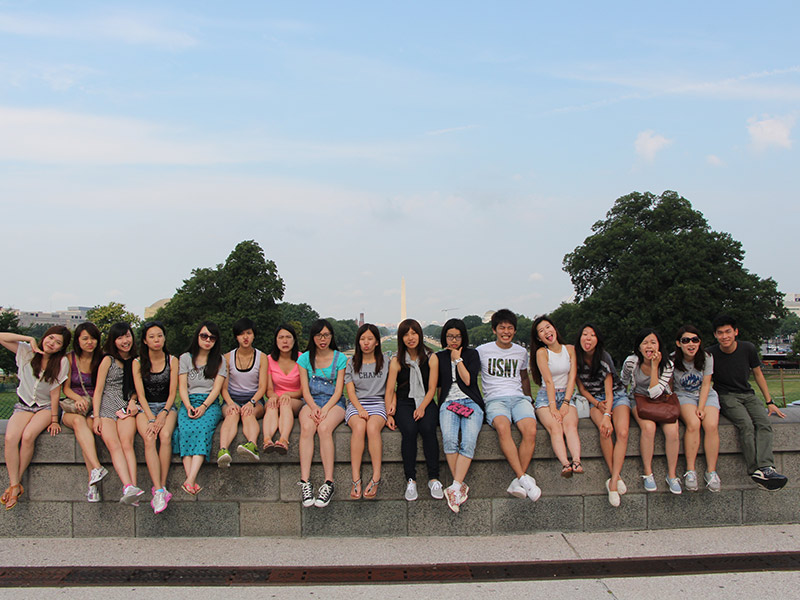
[326,317,359,351]
[792,334,800,360]
[0,311,21,376]
[155,240,285,352]
[86,302,142,337]
[561,191,784,360]
[279,302,320,342]
[422,323,442,340]
[775,313,800,339]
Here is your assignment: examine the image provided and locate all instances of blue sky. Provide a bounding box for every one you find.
[2,1,798,326]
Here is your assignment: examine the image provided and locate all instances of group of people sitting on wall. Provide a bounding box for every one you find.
[0,310,787,513]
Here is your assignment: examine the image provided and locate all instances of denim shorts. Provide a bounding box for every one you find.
[677,389,720,410]
[145,401,178,414]
[534,388,577,410]
[484,395,535,426]
[592,389,631,410]
[439,398,484,459]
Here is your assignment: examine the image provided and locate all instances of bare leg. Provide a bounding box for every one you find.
[366,415,385,482]
[453,455,473,484]
[662,421,680,479]
[702,407,720,472]
[263,405,279,444]
[136,413,160,491]
[242,404,265,444]
[590,406,614,473]
[610,406,630,491]
[183,455,205,487]
[535,408,570,467]
[492,416,525,478]
[562,407,581,464]
[101,417,133,487]
[157,411,178,489]
[63,413,102,477]
[633,409,656,475]
[118,417,138,486]
[219,405,240,450]
[679,404,701,472]
[348,416,367,482]
[317,406,345,481]
[517,417,537,473]
[298,406,317,481]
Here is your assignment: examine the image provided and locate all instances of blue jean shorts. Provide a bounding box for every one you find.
[484,395,535,426]
[592,389,631,410]
[534,388,577,410]
[677,389,720,410]
[439,398,484,459]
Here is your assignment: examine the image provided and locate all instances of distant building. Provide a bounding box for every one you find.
[786,293,800,317]
[144,298,171,319]
[17,306,91,328]
[358,312,365,327]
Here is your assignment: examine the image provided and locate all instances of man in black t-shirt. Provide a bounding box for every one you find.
[710,314,787,491]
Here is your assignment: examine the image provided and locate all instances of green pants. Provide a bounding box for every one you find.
[718,392,774,473]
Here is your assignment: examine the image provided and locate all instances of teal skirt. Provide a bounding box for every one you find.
[172,393,222,459]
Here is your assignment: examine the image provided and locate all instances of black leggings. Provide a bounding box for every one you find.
[395,399,440,481]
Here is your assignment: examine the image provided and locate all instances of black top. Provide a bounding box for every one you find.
[709,341,760,395]
[436,347,484,410]
[396,358,430,404]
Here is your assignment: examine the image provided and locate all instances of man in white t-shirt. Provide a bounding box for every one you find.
[477,309,541,501]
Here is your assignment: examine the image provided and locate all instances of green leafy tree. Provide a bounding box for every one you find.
[326,317,359,350]
[462,315,483,329]
[791,334,800,360]
[155,240,285,352]
[279,302,319,339]
[775,313,800,338]
[86,302,142,337]
[562,191,785,360]
[0,311,22,376]
[423,324,442,340]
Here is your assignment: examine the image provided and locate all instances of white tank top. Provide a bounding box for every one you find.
[227,348,262,396]
[544,346,571,389]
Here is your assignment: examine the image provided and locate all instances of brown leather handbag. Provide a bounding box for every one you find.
[634,391,680,423]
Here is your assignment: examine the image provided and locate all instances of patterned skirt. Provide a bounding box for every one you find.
[172,393,222,459]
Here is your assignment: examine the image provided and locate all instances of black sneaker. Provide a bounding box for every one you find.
[751,467,788,491]
[299,480,314,507]
[314,481,334,507]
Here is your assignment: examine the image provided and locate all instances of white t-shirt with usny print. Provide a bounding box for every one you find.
[477,342,529,400]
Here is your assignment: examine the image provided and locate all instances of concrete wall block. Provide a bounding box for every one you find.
[27,464,90,501]
[73,501,136,537]
[136,501,239,537]
[279,462,409,502]
[302,499,407,537]
[492,496,583,534]
[31,431,76,463]
[196,464,279,501]
[776,452,800,487]
[532,457,619,497]
[240,501,301,537]
[647,489,742,529]
[743,487,800,524]
[773,421,800,451]
[0,501,72,537]
[407,498,493,536]
[583,493,647,531]
[713,453,754,489]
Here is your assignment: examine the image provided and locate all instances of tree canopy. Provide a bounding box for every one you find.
[155,240,285,352]
[555,191,784,360]
[0,311,21,376]
[87,302,142,337]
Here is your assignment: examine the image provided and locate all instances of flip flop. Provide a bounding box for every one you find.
[561,463,573,478]
[4,484,23,510]
[363,479,381,499]
[571,461,584,474]
[181,482,196,495]
[262,440,276,453]
[274,439,289,455]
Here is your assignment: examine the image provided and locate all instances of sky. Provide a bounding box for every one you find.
[2,1,798,326]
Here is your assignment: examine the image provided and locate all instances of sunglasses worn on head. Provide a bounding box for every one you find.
[680,336,700,344]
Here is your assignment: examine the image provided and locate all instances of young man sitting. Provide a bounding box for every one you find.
[477,309,541,501]
[710,314,787,491]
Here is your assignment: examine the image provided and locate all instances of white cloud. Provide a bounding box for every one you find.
[747,114,795,151]
[706,154,724,166]
[529,273,544,282]
[634,130,672,162]
[0,12,197,48]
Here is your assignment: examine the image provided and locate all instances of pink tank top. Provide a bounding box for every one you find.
[268,355,301,396]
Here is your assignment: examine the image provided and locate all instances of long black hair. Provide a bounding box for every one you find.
[529,315,565,386]
[306,319,338,371]
[573,323,606,380]
[72,322,103,385]
[396,319,430,366]
[103,322,137,400]
[672,324,707,372]
[353,323,384,374]
[187,321,223,380]
[139,321,169,381]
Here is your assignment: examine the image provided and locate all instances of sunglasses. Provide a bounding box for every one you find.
[680,336,701,344]
[199,333,217,342]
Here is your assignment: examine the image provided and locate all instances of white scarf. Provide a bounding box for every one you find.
[404,354,426,408]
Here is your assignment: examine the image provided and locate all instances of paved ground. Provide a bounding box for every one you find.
[1,524,799,598]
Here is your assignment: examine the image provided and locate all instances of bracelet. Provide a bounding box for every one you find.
[603,412,612,417]
[160,408,169,414]
[766,401,775,406]
[51,416,59,422]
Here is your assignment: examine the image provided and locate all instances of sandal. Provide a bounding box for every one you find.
[181,482,197,496]
[363,479,381,499]
[262,440,276,454]
[4,484,24,510]
[274,439,289,455]
[571,461,584,474]
[1,487,11,506]
[193,484,203,495]
[350,478,362,500]
[561,463,573,478]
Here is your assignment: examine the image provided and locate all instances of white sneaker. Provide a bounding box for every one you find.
[86,484,101,503]
[428,479,444,499]
[519,474,542,502]
[119,485,144,506]
[404,479,418,501]
[605,479,621,507]
[151,490,167,514]
[704,471,722,492]
[506,477,527,499]
[684,470,699,491]
[89,466,108,485]
[617,478,628,495]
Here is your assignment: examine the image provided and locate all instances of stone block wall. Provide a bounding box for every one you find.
[1,408,799,537]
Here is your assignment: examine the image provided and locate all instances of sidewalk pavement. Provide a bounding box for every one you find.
[2,524,799,598]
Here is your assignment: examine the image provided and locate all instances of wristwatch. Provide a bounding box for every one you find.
[250,399,257,405]
[454,358,463,365]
